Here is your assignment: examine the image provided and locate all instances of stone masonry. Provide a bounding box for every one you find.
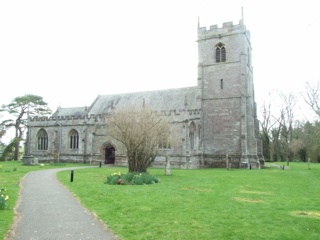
[24,19,264,169]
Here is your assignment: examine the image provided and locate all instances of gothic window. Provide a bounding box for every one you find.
[220,79,224,89]
[37,129,48,150]
[215,43,226,63]
[189,122,196,150]
[69,129,79,149]
[159,137,172,149]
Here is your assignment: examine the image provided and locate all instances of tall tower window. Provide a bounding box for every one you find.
[69,129,79,149]
[189,122,196,150]
[215,43,226,63]
[220,79,224,89]
[37,129,48,150]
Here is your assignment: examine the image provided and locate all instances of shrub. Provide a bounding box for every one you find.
[105,172,160,185]
[0,187,9,210]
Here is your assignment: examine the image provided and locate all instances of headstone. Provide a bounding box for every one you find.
[22,155,35,165]
[165,155,171,175]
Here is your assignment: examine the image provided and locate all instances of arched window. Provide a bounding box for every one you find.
[215,42,226,63]
[189,122,196,150]
[159,137,172,149]
[37,129,48,150]
[69,129,79,149]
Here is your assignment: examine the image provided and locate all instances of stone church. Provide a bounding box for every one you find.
[24,19,264,169]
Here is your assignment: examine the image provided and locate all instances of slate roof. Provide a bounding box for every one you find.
[53,107,87,117]
[87,87,200,115]
[52,87,201,117]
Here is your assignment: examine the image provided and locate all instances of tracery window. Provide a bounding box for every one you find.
[159,137,172,149]
[37,129,48,150]
[190,122,196,150]
[215,42,226,63]
[69,129,79,149]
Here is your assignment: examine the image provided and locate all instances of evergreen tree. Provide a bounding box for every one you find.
[0,94,51,160]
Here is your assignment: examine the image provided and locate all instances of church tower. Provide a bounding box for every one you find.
[198,19,263,168]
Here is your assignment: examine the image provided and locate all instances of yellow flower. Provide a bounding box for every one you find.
[5,195,9,201]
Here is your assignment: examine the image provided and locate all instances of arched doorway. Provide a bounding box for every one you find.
[105,146,115,164]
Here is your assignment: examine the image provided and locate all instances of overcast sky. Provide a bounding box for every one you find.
[1,0,320,118]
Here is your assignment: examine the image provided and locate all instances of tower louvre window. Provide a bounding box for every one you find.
[215,43,226,63]
[216,48,221,63]
[221,47,226,62]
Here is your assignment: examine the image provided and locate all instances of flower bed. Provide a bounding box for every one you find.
[0,187,9,210]
[106,172,160,185]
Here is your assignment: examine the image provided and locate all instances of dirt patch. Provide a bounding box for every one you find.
[181,187,211,192]
[240,190,272,195]
[232,197,263,203]
[291,211,320,219]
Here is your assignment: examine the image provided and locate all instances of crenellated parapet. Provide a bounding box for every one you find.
[29,114,111,127]
[155,108,201,117]
[30,113,109,122]
[29,108,201,126]
[198,20,249,41]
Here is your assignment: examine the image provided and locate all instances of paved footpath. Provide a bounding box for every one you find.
[8,167,119,240]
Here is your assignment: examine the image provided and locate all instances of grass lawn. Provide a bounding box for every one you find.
[0,160,89,239]
[57,163,320,240]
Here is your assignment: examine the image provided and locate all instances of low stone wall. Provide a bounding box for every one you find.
[200,154,261,169]
[26,153,263,169]
[26,154,102,165]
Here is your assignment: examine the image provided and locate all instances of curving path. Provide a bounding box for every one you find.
[8,167,118,240]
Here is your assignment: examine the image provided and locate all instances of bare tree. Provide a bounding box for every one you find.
[303,81,320,118]
[260,101,271,160]
[259,91,297,164]
[259,93,283,162]
[278,92,297,165]
[108,105,171,172]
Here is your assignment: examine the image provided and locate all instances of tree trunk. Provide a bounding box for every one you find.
[14,139,20,160]
[14,116,24,160]
[14,125,20,160]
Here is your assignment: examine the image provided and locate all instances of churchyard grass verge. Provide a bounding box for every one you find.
[57,162,320,240]
[0,160,89,239]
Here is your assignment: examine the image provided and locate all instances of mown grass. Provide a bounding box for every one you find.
[0,160,89,239]
[57,163,320,240]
